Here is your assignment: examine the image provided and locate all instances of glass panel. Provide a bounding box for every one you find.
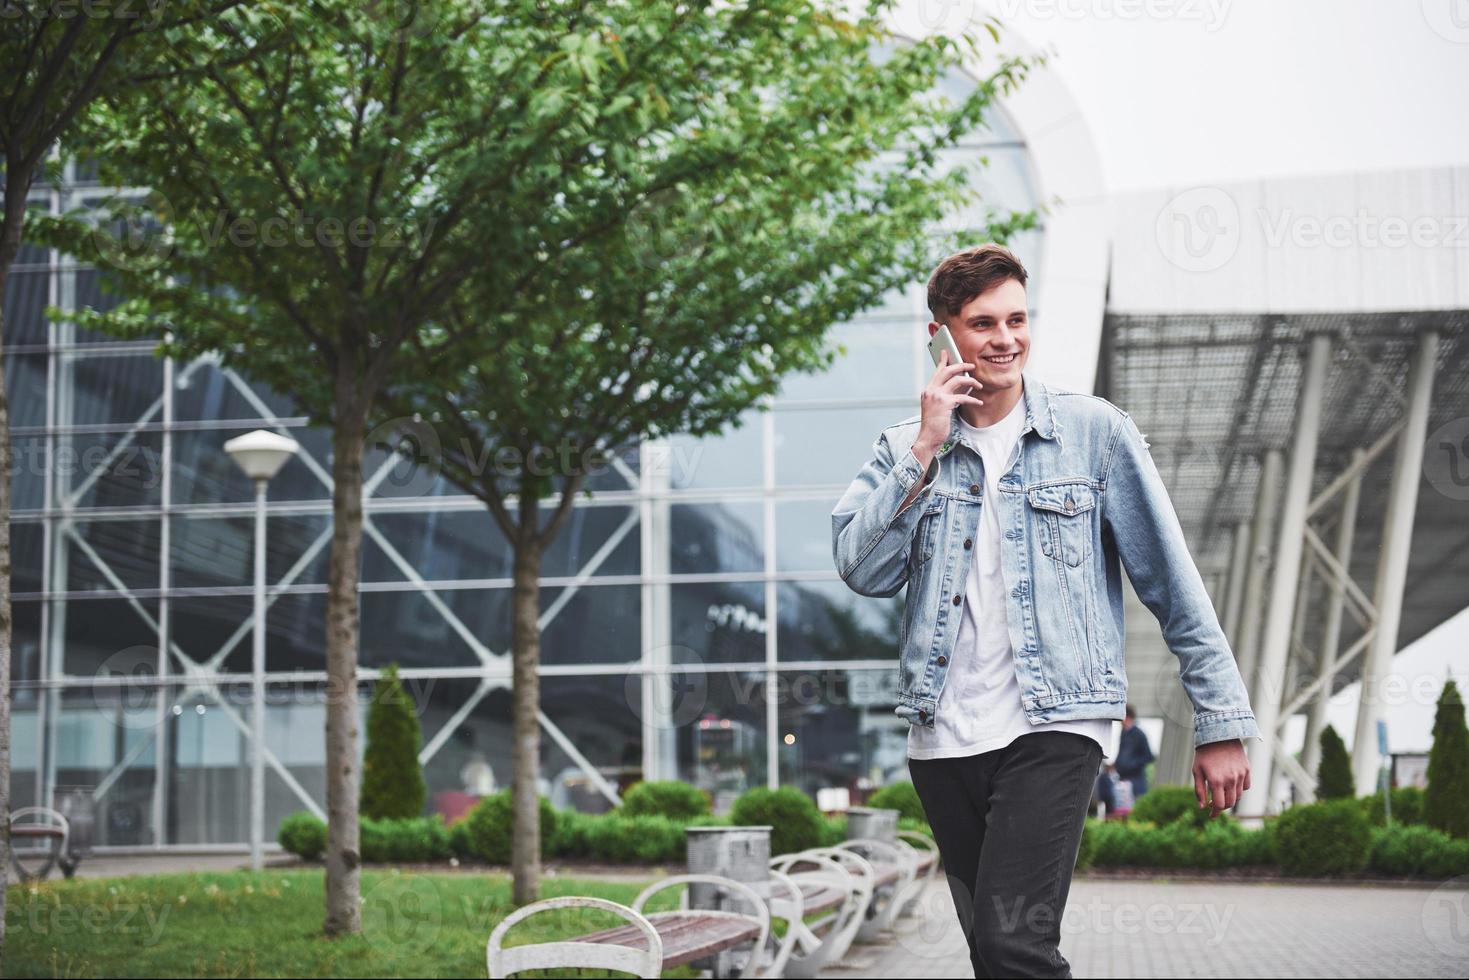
[65,519,160,593]
[6,353,49,429]
[64,352,164,427]
[775,321,918,402]
[359,589,489,672]
[57,597,158,679]
[539,584,640,665]
[170,513,330,589]
[12,433,46,511]
[541,674,642,813]
[58,428,165,508]
[667,410,763,490]
[775,667,907,803]
[776,580,901,662]
[661,669,767,811]
[773,406,900,487]
[166,684,248,845]
[775,499,841,572]
[670,580,767,666]
[52,686,160,846]
[541,505,640,578]
[670,502,763,574]
[13,599,43,686]
[368,510,512,582]
[168,594,254,675]
[260,592,329,673]
[13,520,43,594]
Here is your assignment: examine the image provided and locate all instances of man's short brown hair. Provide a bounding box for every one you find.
[926,243,1029,323]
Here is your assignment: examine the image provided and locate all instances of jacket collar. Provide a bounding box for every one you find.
[942,371,1059,452]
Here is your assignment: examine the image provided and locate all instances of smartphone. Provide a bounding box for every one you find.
[927,324,974,383]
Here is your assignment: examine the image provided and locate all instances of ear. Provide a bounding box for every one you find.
[927,320,941,338]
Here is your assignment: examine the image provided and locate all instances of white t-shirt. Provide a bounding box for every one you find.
[908,396,1115,761]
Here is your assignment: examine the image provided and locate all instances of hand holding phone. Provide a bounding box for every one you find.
[916,325,983,452]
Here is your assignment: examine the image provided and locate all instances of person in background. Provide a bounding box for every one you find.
[1113,704,1155,803]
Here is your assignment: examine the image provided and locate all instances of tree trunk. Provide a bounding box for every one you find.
[323,365,367,935]
[510,537,544,905]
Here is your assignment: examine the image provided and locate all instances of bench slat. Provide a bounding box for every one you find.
[573,912,760,969]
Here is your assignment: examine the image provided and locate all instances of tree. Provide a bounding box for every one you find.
[381,0,1042,903]
[1315,723,1354,800]
[36,0,555,935]
[0,0,262,965]
[1425,677,1469,839]
[361,664,427,820]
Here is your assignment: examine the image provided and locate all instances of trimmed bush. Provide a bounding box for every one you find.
[464,790,559,865]
[729,787,825,855]
[1315,724,1355,799]
[620,781,711,820]
[360,816,452,863]
[448,816,474,859]
[868,781,926,823]
[278,811,326,860]
[1075,818,1101,870]
[360,663,428,820]
[1368,824,1459,877]
[1359,786,1427,828]
[1426,678,1469,839]
[1270,799,1371,876]
[896,816,932,841]
[1128,784,1221,830]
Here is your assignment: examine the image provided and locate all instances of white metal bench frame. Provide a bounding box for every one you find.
[486,895,663,979]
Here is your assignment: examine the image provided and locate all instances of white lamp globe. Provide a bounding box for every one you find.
[223,429,300,482]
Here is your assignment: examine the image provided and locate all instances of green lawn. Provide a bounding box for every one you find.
[6,868,696,978]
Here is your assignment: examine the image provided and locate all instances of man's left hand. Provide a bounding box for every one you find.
[1193,739,1251,818]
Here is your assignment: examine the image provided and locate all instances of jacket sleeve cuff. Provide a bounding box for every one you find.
[1192,709,1264,748]
[894,447,939,511]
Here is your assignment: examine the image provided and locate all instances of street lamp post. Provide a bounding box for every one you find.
[223,429,299,871]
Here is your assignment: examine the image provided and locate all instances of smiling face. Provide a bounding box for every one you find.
[929,276,1030,393]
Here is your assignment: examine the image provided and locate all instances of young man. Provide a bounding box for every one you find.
[831,244,1261,978]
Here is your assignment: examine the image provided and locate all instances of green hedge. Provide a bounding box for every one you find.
[728,787,826,855]
[1359,786,1427,828]
[1270,799,1372,876]
[1368,824,1469,878]
[361,815,451,863]
[464,790,559,865]
[278,811,326,860]
[867,781,926,823]
[620,781,711,820]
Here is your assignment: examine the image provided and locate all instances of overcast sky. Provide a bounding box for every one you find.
[885,0,1469,193]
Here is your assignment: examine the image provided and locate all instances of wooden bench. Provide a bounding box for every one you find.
[769,848,872,978]
[490,873,773,979]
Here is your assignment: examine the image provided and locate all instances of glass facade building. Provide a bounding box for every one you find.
[9,82,1045,849]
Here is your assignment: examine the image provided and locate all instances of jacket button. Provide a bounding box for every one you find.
[952,595,962,606]
[937,655,947,666]
[918,710,927,722]
[963,538,973,549]
[969,483,980,495]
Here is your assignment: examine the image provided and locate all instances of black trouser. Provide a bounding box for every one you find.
[908,731,1103,979]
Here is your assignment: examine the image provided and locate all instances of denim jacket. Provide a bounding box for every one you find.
[831,373,1261,748]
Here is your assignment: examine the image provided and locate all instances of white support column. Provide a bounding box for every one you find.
[1221,522,1251,647]
[1234,449,1283,693]
[1351,331,1439,795]
[1301,448,1363,778]
[641,439,674,782]
[1242,332,1331,818]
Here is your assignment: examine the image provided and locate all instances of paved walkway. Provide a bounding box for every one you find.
[832,875,1469,978]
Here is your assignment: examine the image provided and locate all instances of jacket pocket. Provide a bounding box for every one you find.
[913,493,946,565]
[1027,483,1096,568]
